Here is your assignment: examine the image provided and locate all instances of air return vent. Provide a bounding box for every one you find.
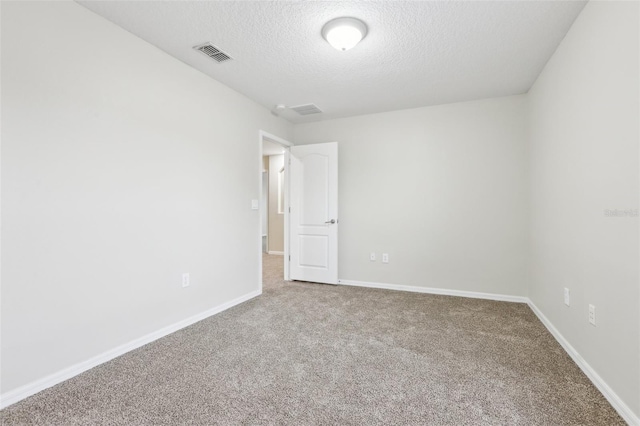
[193,43,232,63]
[290,104,323,115]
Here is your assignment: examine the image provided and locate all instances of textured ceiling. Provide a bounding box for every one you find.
[78,1,587,124]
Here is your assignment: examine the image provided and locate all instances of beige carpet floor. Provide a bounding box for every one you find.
[1,254,623,425]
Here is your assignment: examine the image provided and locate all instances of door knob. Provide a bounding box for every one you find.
[325,219,336,224]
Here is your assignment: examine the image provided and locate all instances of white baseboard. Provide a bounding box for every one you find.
[527,301,639,426]
[267,251,284,255]
[0,289,262,410]
[337,279,528,303]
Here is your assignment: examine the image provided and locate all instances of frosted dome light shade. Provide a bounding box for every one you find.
[326,26,362,51]
[322,17,368,51]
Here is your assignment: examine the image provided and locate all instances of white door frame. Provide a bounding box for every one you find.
[258,130,293,293]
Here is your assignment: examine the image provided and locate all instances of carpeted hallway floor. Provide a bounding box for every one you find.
[1,254,623,425]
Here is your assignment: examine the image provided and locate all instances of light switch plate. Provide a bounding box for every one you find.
[251,199,259,210]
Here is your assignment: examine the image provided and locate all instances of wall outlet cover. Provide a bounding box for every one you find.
[588,304,596,326]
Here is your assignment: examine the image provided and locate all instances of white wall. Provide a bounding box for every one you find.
[267,155,285,253]
[528,1,639,418]
[294,95,529,297]
[1,1,291,395]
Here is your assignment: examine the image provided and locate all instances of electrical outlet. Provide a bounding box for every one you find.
[382,253,389,264]
[588,304,596,326]
[563,287,570,306]
[369,252,376,261]
[182,273,190,288]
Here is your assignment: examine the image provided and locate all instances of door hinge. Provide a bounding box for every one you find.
[288,255,291,261]
[289,207,291,213]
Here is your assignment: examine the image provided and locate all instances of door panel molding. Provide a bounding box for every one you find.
[289,142,338,285]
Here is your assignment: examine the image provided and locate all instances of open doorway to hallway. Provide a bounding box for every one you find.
[262,140,286,256]
[259,131,292,291]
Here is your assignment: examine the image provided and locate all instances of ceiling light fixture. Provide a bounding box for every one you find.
[322,17,368,51]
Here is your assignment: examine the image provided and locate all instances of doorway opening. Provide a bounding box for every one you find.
[259,130,292,292]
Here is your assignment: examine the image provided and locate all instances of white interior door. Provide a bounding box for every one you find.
[288,142,338,284]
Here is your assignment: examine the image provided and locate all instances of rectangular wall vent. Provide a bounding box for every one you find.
[290,104,323,115]
[193,43,232,63]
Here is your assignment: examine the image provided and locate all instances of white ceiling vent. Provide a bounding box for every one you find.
[193,43,232,63]
[290,104,323,115]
